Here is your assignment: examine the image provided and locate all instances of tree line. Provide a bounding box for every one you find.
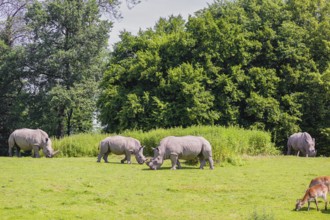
[1,0,330,156]
[0,0,139,155]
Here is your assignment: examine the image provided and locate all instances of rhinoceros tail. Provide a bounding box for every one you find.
[8,133,16,149]
[201,140,212,158]
[286,138,291,155]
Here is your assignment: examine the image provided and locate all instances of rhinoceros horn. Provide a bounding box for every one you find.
[52,150,60,156]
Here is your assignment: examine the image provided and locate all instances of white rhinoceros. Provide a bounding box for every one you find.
[8,128,59,158]
[97,135,146,164]
[287,132,316,157]
[146,135,214,170]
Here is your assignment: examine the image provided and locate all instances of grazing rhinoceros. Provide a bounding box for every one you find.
[287,132,316,157]
[8,128,59,158]
[146,135,214,170]
[97,136,146,164]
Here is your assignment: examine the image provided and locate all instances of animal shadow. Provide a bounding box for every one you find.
[141,166,203,171]
[292,201,330,213]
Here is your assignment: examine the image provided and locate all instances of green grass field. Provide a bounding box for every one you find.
[1,156,330,219]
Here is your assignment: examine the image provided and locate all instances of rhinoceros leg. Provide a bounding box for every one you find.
[103,152,110,163]
[122,150,132,164]
[8,147,13,157]
[120,155,126,164]
[15,146,21,157]
[127,152,132,164]
[32,146,40,158]
[287,144,292,155]
[8,146,19,157]
[97,154,102,162]
[97,145,109,163]
[208,157,214,170]
[170,154,178,170]
[97,152,109,163]
[199,156,214,170]
[176,160,181,169]
[199,158,206,169]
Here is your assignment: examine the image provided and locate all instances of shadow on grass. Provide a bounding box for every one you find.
[141,166,202,171]
[293,203,330,213]
[321,209,330,214]
[96,160,147,165]
[96,161,123,164]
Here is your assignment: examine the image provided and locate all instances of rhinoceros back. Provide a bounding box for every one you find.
[127,137,141,150]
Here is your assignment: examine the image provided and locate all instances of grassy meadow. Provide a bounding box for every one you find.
[1,156,330,220]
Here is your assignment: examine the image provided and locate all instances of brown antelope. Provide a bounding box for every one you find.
[309,176,330,189]
[295,183,328,211]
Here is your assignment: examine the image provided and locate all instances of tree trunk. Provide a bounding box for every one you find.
[66,108,73,136]
[56,106,65,138]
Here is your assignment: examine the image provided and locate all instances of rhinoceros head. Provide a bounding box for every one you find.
[146,147,164,170]
[306,138,316,157]
[134,146,147,164]
[42,138,59,158]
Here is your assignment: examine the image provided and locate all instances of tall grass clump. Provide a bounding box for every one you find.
[125,126,278,165]
[249,209,275,220]
[52,126,278,165]
[52,133,106,157]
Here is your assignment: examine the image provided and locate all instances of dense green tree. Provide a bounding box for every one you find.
[0,0,34,46]
[0,0,140,155]
[99,0,330,153]
[0,0,36,155]
[49,80,99,135]
[22,0,115,137]
[0,40,26,155]
[98,16,219,132]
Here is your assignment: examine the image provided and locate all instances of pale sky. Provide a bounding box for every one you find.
[109,0,214,47]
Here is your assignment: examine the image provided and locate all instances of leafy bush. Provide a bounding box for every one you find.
[316,128,330,156]
[52,125,278,165]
